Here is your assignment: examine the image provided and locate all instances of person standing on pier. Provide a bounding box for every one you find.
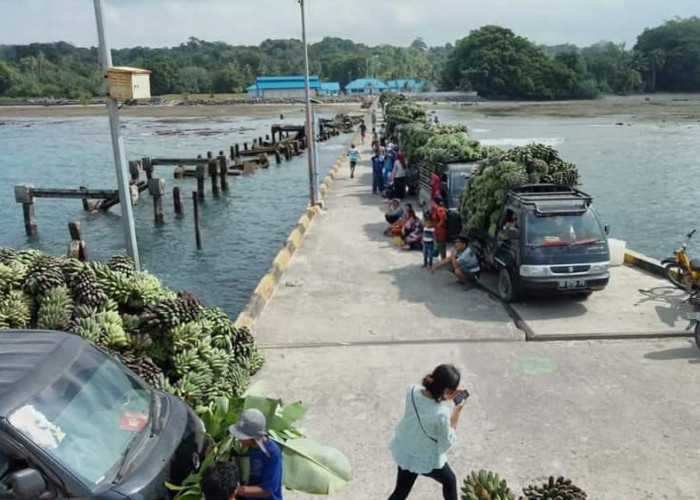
[348,143,361,179]
[359,120,368,144]
[388,364,467,500]
[372,149,385,194]
[229,409,283,500]
[431,197,448,259]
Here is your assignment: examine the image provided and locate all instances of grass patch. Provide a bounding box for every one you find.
[157,93,248,101]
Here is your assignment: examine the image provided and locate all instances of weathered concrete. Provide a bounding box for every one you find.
[511,266,696,339]
[253,113,700,499]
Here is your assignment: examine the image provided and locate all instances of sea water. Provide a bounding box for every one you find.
[0,112,347,317]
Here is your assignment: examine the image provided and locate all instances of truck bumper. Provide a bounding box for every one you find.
[520,272,610,294]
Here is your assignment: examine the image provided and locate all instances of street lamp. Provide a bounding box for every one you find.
[297,0,317,207]
[93,0,140,269]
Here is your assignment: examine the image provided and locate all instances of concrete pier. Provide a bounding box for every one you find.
[252,114,700,499]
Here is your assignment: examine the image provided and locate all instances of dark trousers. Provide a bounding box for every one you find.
[394,176,406,199]
[388,464,457,500]
[423,241,434,266]
[373,170,384,193]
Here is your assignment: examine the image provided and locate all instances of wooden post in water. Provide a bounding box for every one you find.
[266,134,270,141]
[173,186,183,214]
[67,221,88,261]
[235,144,240,158]
[192,191,202,250]
[128,161,141,183]
[142,157,153,180]
[230,146,235,161]
[244,142,248,151]
[149,178,165,225]
[218,155,229,191]
[207,151,213,159]
[253,139,258,147]
[259,136,264,145]
[15,184,37,236]
[196,164,207,201]
[79,186,91,211]
[209,161,220,196]
[274,150,282,164]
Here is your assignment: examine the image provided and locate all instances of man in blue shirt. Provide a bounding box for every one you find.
[229,409,283,500]
[431,236,480,285]
[371,152,385,194]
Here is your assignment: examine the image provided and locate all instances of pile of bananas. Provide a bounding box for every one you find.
[382,93,427,137]
[0,248,265,411]
[521,476,587,500]
[461,470,515,500]
[460,144,580,235]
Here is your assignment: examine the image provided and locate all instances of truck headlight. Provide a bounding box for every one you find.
[589,262,610,274]
[519,265,549,277]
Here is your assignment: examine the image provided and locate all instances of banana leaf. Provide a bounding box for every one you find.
[271,434,352,495]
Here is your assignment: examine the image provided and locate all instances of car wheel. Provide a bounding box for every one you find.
[498,268,519,303]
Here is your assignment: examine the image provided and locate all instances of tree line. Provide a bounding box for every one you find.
[0,17,698,100]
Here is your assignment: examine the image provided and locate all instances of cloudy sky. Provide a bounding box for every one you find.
[0,0,697,49]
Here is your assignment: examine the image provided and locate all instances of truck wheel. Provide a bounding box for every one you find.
[498,268,519,303]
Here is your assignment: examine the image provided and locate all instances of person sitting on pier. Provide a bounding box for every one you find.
[347,143,361,179]
[401,210,424,251]
[385,203,414,237]
[431,236,480,285]
[385,199,405,226]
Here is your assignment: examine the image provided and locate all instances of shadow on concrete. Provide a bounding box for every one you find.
[635,286,693,327]
[378,263,505,322]
[644,342,700,363]
[362,221,395,245]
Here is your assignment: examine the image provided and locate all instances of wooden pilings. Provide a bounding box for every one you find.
[173,187,183,215]
[209,161,220,196]
[148,178,165,225]
[67,221,88,261]
[218,154,229,191]
[192,191,202,250]
[195,164,207,201]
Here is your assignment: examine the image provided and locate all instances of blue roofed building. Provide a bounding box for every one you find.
[386,79,427,93]
[246,76,321,99]
[319,82,341,97]
[345,78,389,95]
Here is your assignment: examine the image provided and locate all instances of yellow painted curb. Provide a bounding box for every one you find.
[253,273,277,301]
[308,205,322,215]
[298,214,311,229]
[273,248,292,271]
[287,227,303,247]
[234,312,253,331]
[323,177,332,188]
[320,184,328,197]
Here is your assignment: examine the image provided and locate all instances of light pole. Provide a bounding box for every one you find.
[93,0,140,269]
[298,0,317,207]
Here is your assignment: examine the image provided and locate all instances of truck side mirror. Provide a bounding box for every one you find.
[506,227,520,240]
[604,225,610,236]
[10,469,46,499]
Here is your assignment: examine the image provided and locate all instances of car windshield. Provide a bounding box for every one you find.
[526,210,605,247]
[8,347,151,489]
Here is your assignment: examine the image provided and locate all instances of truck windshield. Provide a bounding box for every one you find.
[8,347,151,489]
[526,211,606,247]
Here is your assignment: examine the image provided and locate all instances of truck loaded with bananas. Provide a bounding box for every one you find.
[0,248,263,412]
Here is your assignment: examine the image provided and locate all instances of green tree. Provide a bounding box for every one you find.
[146,55,178,95]
[410,37,428,52]
[634,17,700,92]
[212,62,246,93]
[0,59,20,93]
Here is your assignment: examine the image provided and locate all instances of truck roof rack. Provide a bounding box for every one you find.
[508,184,593,213]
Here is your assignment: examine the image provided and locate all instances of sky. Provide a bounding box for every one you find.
[0,0,698,49]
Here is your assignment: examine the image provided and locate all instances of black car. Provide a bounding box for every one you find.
[469,184,611,301]
[0,330,205,499]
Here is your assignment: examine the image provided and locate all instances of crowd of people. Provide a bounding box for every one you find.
[382,196,480,284]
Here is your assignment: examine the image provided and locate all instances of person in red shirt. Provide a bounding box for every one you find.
[431,197,448,259]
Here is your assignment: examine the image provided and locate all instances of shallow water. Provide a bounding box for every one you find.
[438,110,700,261]
[0,112,347,317]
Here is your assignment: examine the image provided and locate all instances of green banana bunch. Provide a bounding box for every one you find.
[0,290,33,329]
[0,261,27,295]
[461,470,515,500]
[23,256,65,297]
[36,286,74,331]
[520,476,587,500]
[107,255,136,276]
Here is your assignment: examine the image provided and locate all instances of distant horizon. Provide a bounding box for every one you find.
[1,0,697,50]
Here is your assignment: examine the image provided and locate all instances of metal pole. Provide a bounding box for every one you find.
[312,106,320,203]
[93,0,140,269]
[299,0,316,207]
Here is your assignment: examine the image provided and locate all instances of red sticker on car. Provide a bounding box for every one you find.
[119,411,149,432]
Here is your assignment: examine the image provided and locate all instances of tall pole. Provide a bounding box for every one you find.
[93,0,140,269]
[299,0,316,207]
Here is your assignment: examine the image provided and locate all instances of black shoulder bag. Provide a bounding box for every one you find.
[411,387,437,443]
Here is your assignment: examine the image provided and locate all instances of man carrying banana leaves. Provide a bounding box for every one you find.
[229,409,283,500]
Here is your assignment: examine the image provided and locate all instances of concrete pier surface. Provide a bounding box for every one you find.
[254,130,700,498]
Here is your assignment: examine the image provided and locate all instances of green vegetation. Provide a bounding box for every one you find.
[169,384,351,498]
[461,470,515,500]
[1,17,698,100]
[0,248,263,413]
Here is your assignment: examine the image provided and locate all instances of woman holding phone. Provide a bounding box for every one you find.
[388,364,467,500]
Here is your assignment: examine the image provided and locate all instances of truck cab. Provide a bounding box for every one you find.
[484,185,610,301]
[418,162,475,239]
[0,330,205,499]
